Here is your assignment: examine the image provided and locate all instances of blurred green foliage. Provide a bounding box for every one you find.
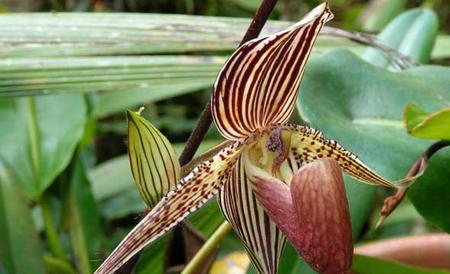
[0,1,449,274]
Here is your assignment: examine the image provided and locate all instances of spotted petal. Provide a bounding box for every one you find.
[127,110,180,207]
[218,149,301,274]
[283,124,399,187]
[212,3,333,140]
[95,140,245,274]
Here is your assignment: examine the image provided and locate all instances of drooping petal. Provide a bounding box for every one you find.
[127,110,180,207]
[291,159,353,274]
[285,124,398,187]
[218,151,292,274]
[212,3,333,140]
[253,159,353,274]
[95,140,245,274]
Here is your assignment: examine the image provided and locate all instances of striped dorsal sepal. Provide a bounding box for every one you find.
[212,3,333,141]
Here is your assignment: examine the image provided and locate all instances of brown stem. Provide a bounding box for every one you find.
[178,0,278,166]
[116,0,279,273]
[377,140,450,228]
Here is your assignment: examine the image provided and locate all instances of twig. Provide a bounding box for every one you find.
[376,140,450,228]
[321,26,417,69]
[116,0,279,273]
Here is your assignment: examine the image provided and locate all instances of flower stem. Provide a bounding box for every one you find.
[181,221,232,274]
[40,193,67,261]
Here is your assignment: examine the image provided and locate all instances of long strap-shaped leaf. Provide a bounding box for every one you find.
[94,140,246,274]
[127,110,180,207]
[218,152,295,274]
[212,3,332,141]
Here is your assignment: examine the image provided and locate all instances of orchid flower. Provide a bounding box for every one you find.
[95,3,417,274]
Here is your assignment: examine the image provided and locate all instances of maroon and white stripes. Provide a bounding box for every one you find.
[212,3,332,141]
[218,155,287,274]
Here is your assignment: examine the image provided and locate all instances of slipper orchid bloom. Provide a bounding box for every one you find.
[95,3,415,274]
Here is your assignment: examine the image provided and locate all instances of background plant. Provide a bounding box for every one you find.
[0,0,449,274]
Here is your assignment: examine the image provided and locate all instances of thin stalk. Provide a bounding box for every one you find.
[181,222,232,274]
[377,140,450,227]
[40,194,67,262]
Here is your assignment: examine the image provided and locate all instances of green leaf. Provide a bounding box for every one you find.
[62,154,103,273]
[0,94,86,199]
[362,8,438,67]
[0,164,45,274]
[91,81,211,119]
[0,13,359,58]
[0,56,223,97]
[351,254,450,274]
[187,198,224,237]
[3,13,448,60]
[298,50,450,232]
[404,103,450,140]
[408,150,450,233]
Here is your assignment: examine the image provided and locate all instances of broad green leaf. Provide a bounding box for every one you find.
[0,56,223,97]
[404,103,450,140]
[351,254,450,274]
[0,14,291,57]
[362,8,438,67]
[2,13,447,59]
[0,94,86,199]
[407,150,450,233]
[298,50,450,232]
[62,155,103,273]
[89,155,135,203]
[91,81,211,119]
[127,110,180,208]
[0,164,45,274]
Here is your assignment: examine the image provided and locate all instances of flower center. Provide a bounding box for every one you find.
[244,127,295,185]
